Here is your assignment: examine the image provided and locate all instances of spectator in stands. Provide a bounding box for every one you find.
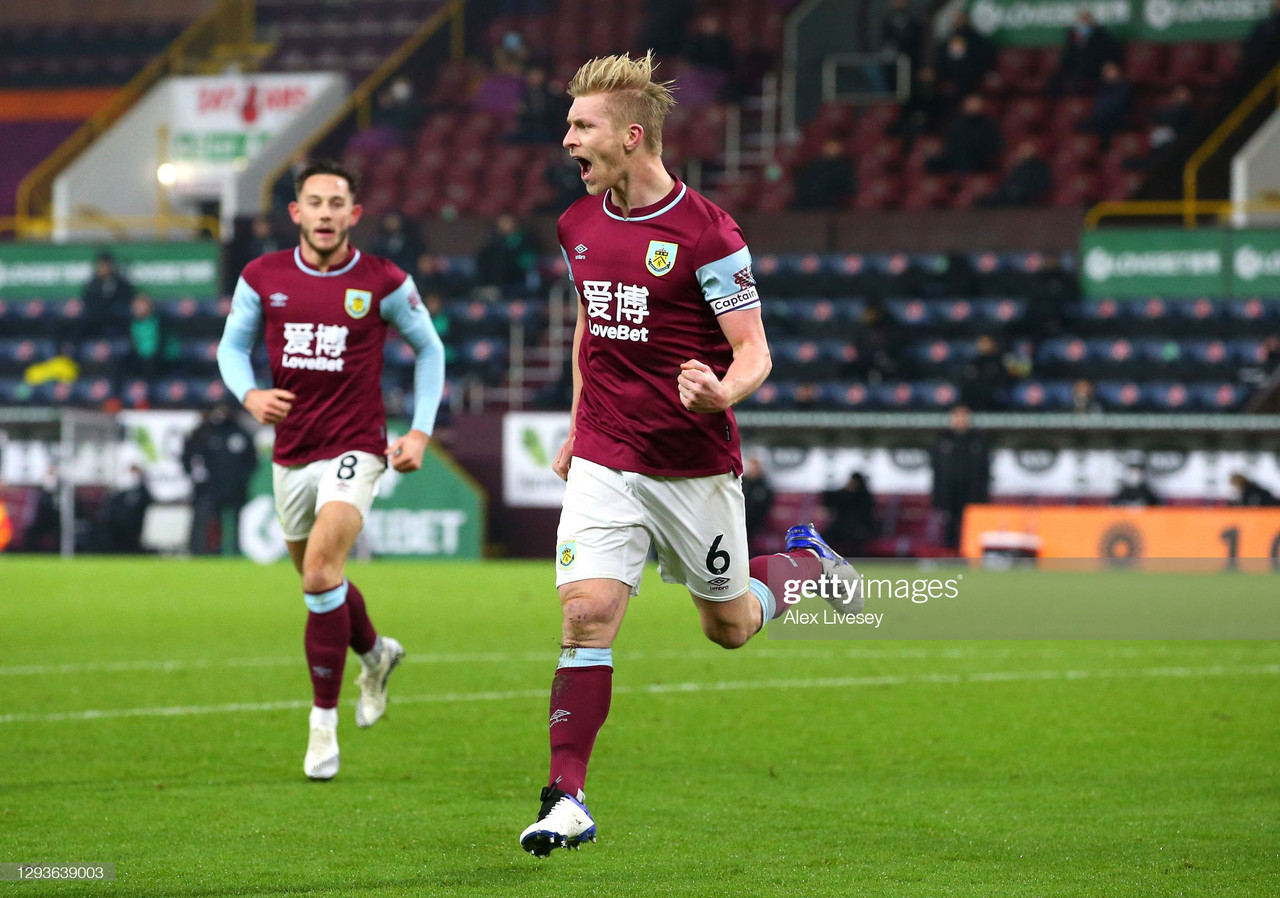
[475,213,541,299]
[247,214,284,259]
[1022,251,1075,340]
[959,334,1011,410]
[182,402,258,556]
[927,94,1004,174]
[685,13,735,76]
[742,456,775,551]
[980,140,1052,207]
[1071,378,1102,414]
[414,253,455,298]
[96,464,152,554]
[372,76,421,140]
[1053,11,1123,95]
[791,138,857,211]
[821,471,875,557]
[893,65,946,147]
[946,11,997,77]
[1079,61,1133,150]
[931,405,991,550]
[542,150,585,212]
[121,294,172,385]
[369,211,425,276]
[1146,84,1196,158]
[933,33,986,98]
[423,292,456,367]
[510,67,565,144]
[74,251,133,341]
[639,0,695,58]
[493,30,532,76]
[1230,473,1279,507]
[1112,463,1161,507]
[881,0,925,83]
[1240,0,1280,78]
[1238,333,1280,391]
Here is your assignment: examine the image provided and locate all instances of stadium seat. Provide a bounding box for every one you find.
[1095,380,1146,410]
[1010,380,1073,410]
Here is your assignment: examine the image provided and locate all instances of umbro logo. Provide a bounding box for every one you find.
[574,243,588,260]
[550,709,572,727]
[269,292,289,307]
[708,576,732,591]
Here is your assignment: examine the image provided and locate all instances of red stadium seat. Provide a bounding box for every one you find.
[1166,42,1212,88]
[852,173,902,210]
[1050,171,1097,206]
[1124,43,1168,87]
[1049,96,1093,132]
[1213,41,1243,79]
[901,175,950,210]
[951,174,999,208]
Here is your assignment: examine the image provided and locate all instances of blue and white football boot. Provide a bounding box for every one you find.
[784,523,864,613]
[520,784,597,856]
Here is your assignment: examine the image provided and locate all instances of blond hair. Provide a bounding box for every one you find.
[567,50,676,154]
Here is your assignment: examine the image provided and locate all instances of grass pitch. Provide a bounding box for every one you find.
[1,558,1277,897]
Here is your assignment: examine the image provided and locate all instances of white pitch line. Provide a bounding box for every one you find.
[0,643,1195,678]
[2,664,1276,725]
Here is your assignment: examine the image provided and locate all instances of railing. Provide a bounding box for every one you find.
[259,0,467,211]
[1084,199,1280,229]
[1184,60,1280,227]
[0,214,221,240]
[11,0,256,240]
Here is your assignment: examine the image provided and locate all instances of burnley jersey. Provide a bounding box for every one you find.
[228,247,412,466]
[559,176,760,478]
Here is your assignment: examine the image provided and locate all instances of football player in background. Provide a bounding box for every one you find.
[518,52,861,856]
[217,160,446,780]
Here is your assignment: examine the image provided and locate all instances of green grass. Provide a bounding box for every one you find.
[1,558,1277,897]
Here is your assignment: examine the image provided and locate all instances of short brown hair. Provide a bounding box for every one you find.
[567,50,676,154]
[294,159,361,198]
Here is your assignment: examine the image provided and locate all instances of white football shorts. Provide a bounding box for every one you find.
[555,457,750,601]
[272,450,386,542]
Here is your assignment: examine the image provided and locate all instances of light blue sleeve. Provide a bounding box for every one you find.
[560,245,575,284]
[695,246,760,316]
[381,275,445,435]
[217,276,263,403]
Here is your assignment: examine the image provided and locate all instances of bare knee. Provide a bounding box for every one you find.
[560,584,626,645]
[701,618,753,650]
[301,563,343,596]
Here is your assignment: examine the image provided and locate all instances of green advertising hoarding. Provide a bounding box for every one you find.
[1230,229,1280,295]
[1081,227,1227,297]
[968,0,1271,45]
[1082,227,1280,298]
[0,242,220,301]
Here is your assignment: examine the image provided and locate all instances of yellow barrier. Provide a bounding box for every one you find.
[1083,198,1280,228]
[0,214,221,241]
[1184,60,1280,227]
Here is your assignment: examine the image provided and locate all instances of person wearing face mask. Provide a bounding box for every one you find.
[1054,11,1123,96]
[181,402,259,557]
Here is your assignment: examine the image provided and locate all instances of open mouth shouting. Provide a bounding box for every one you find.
[572,154,592,182]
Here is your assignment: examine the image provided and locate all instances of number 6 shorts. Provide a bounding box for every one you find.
[555,457,750,601]
[272,450,387,542]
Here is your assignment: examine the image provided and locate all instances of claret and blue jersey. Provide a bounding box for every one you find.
[559,175,761,479]
[217,247,445,466]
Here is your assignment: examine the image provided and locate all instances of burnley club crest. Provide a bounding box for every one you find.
[645,241,678,277]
